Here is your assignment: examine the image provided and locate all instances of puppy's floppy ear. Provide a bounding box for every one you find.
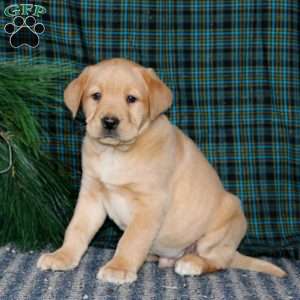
[142,68,173,120]
[64,66,90,118]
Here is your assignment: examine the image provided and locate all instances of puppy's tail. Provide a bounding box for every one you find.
[229,251,287,277]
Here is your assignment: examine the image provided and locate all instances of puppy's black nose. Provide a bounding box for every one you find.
[101,116,120,130]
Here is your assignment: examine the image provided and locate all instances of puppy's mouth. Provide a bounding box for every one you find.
[99,130,120,145]
[98,132,137,146]
[103,131,119,139]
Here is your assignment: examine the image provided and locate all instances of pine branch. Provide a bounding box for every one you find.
[0,59,77,250]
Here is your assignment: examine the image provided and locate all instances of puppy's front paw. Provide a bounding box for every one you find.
[97,259,137,284]
[37,248,78,271]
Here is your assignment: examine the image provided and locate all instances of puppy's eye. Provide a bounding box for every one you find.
[127,95,138,104]
[92,92,102,101]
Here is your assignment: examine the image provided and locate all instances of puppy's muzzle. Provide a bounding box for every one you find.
[101,116,120,131]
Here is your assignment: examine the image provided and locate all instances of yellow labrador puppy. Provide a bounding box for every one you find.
[37,58,286,284]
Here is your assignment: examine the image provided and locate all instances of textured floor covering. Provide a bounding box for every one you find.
[0,246,299,300]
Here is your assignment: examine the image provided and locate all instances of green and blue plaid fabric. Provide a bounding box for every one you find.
[0,1,299,257]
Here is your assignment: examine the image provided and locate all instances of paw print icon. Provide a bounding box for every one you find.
[4,16,45,48]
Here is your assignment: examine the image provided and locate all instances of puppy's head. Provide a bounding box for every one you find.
[64,58,172,146]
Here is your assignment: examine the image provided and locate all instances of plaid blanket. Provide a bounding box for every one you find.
[0,1,299,258]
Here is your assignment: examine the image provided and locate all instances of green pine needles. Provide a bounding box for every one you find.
[0,59,75,250]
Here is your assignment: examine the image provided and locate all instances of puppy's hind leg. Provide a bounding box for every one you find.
[175,193,247,277]
[195,193,247,272]
[194,195,286,277]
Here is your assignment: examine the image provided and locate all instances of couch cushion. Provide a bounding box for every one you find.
[0,246,298,299]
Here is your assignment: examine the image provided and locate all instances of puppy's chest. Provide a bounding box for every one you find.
[94,151,133,185]
[90,151,136,229]
[103,187,134,230]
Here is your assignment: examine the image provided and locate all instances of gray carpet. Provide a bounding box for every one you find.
[0,246,299,300]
